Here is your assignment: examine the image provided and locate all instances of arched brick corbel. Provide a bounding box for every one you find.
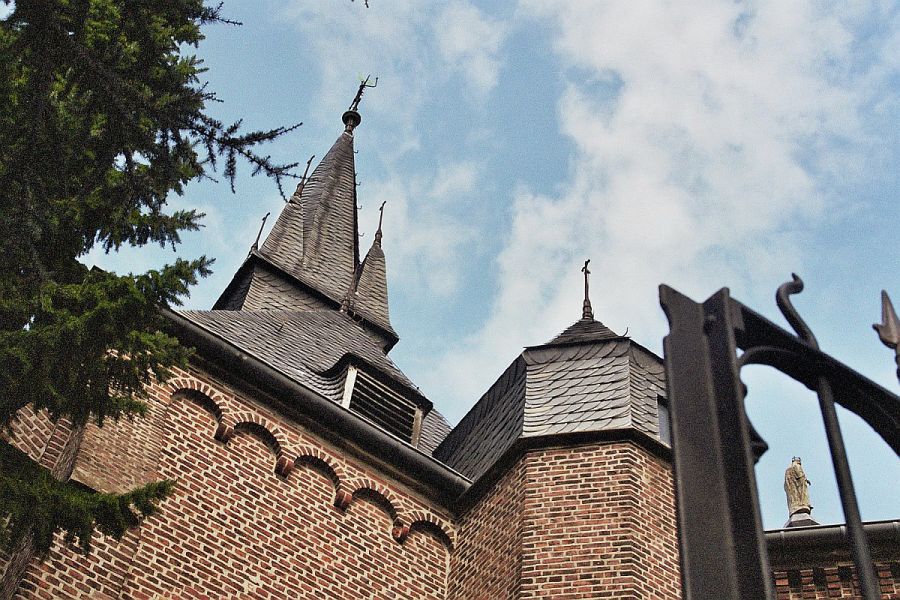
[334,489,353,510]
[169,383,229,443]
[213,422,234,443]
[294,445,345,494]
[407,510,456,552]
[274,455,295,478]
[392,521,410,544]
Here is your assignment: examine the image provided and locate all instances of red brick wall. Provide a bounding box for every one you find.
[773,564,900,598]
[448,459,526,599]
[12,365,455,599]
[450,440,680,600]
[518,442,680,599]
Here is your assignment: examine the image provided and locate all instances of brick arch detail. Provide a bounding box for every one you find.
[293,445,345,490]
[406,510,455,551]
[166,378,227,421]
[221,412,296,478]
[223,412,290,457]
[340,477,405,528]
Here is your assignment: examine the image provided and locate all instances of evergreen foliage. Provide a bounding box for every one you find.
[0,0,299,553]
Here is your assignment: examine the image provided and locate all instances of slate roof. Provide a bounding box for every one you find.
[214,125,396,344]
[547,317,621,345]
[418,409,453,455]
[259,132,359,307]
[179,309,421,403]
[435,318,667,480]
[351,242,391,330]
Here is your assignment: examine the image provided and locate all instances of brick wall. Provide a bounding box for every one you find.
[12,365,454,599]
[773,564,900,599]
[450,440,680,600]
[518,442,680,599]
[448,459,526,598]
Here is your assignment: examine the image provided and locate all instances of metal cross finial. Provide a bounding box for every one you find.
[349,75,378,112]
[374,201,386,247]
[581,259,593,320]
[874,290,900,381]
[250,212,270,253]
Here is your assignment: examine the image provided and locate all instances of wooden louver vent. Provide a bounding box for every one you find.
[349,370,418,443]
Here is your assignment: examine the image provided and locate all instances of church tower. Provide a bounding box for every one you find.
[191,98,448,449]
[214,105,397,349]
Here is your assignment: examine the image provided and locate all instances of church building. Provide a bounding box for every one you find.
[2,102,898,599]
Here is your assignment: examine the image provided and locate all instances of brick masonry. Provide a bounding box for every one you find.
[448,442,681,600]
[9,365,453,599]
[772,565,900,599]
[4,363,899,598]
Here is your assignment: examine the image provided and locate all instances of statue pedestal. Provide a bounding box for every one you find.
[783,510,820,528]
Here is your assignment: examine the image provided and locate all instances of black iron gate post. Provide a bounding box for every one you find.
[660,276,900,600]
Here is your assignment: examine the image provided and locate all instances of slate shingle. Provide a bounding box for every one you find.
[436,317,669,481]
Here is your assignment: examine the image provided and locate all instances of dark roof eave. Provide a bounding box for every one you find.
[163,309,469,504]
[765,519,900,569]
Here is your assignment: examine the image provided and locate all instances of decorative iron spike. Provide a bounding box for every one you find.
[374,201,386,246]
[250,212,270,253]
[291,155,315,201]
[776,273,819,348]
[873,290,900,381]
[581,259,593,320]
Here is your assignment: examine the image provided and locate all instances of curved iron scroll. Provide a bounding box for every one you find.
[660,278,900,600]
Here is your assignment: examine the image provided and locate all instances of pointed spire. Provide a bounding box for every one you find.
[581,259,593,320]
[258,120,359,306]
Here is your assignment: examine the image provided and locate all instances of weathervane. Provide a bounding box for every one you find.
[349,75,378,112]
[374,201,386,247]
[581,259,593,320]
[343,75,378,133]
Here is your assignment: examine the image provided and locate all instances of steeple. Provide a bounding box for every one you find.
[258,124,360,304]
[350,202,392,332]
[214,83,397,348]
[545,260,620,345]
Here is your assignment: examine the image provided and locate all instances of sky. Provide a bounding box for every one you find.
[82,1,898,531]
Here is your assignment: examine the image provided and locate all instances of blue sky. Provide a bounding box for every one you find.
[84,1,898,530]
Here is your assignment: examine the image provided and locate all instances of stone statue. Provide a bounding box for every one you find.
[784,457,812,516]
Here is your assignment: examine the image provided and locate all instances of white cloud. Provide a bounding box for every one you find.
[362,162,480,298]
[426,0,897,416]
[434,2,508,94]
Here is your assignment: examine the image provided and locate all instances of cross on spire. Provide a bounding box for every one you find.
[581,259,593,320]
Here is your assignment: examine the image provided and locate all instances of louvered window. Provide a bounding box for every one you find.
[348,369,420,443]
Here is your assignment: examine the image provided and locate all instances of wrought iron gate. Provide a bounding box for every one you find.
[659,276,900,600]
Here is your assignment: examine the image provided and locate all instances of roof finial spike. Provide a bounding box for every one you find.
[581,259,594,320]
[874,290,900,382]
[343,75,377,133]
[374,201,386,247]
[250,212,270,253]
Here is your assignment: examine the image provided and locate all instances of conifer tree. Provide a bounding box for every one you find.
[0,0,299,554]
